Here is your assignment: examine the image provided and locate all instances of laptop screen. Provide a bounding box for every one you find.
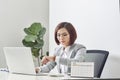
[3,47,36,75]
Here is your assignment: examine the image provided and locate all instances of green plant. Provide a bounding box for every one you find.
[22,22,46,59]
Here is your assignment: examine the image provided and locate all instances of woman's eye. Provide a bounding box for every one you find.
[63,34,67,36]
[57,34,60,37]
[57,33,68,37]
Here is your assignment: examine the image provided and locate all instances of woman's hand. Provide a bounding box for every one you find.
[35,67,40,73]
[41,56,56,64]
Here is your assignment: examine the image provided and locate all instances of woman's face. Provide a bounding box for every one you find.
[57,28,70,47]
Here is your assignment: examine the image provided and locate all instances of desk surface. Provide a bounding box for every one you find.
[0,71,120,80]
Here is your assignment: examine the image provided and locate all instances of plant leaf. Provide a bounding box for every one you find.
[33,43,44,49]
[31,48,40,57]
[39,27,46,38]
[24,35,37,42]
[22,39,35,47]
[24,28,33,35]
[28,23,42,35]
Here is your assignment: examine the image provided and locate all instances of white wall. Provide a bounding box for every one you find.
[49,0,120,78]
[0,0,49,68]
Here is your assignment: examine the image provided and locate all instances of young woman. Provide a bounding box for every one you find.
[36,22,86,74]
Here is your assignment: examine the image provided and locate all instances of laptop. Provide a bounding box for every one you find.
[3,47,48,76]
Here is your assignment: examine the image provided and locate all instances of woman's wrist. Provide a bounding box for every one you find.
[47,56,56,61]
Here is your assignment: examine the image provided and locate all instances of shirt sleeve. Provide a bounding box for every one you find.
[40,61,56,73]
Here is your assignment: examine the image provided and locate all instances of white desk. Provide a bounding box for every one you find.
[0,71,90,80]
[1,71,120,80]
[0,71,60,80]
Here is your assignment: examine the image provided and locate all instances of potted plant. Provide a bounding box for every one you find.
[22,22,46,66]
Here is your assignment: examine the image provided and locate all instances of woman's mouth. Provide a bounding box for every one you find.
[61,41,65,43]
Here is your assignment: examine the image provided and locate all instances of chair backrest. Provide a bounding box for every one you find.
[85,50,109,78]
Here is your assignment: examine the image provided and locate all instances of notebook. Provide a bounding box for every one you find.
[3,47,48,76]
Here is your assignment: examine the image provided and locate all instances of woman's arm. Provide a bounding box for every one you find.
[40,61,56,73]
[35,56,56,73]
[41,56,56,64]
[35,61,56,73]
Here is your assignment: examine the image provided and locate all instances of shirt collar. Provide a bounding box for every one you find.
[62,46,71,52]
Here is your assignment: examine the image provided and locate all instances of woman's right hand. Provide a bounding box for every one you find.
[41,56,56,64]
[35,67,40,73]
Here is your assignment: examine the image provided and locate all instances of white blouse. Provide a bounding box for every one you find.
[60,46,70,74]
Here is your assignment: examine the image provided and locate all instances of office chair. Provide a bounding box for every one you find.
[85,50,109,78]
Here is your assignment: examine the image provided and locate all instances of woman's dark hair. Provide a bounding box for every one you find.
[54,22,77,45]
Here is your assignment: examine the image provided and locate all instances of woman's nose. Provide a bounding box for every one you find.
[59,35,64,39]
